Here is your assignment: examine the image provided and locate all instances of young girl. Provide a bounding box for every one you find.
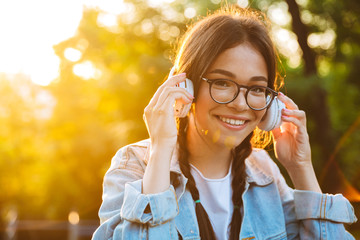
[92,6,357,240]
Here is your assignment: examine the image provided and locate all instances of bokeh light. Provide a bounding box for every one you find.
[237,0,249,8]
[64,48,82,62]
[73,61,102,80]
[68,211,80,225]
[184,7,197,19]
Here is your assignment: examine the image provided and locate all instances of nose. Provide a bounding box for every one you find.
[226,89,249,111]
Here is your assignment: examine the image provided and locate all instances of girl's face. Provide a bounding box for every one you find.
[190,43,268,148]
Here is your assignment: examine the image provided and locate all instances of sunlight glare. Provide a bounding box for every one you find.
[97,13,120,33]
[64,48,82,62]
[141,19,154,35]
[121,4,138,25]
[0,0,128,86]
[73,61,102,80]
[267,3,291,26]
[0,0,84,86]
[97,13,118,27]
[237,0,249,8]
[29,56,60,86]
[308,30,336,50]
[85,0,128,15]
[169,26,180,37]
[273,27,301,68]
[159,23,171,41]
[147,0,175,8]
[34,90,56,119]
[295,0,308,7]
[184,7,196,19]
[300,10,313,25]
[162,7,182,22]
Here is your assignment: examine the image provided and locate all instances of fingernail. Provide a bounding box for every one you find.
[283,108,290,112]
[178,73,186,77]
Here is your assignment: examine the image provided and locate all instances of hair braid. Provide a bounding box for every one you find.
[177,117,216,240]
[229,132,254,240]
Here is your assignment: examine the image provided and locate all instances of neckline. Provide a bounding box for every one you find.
[190,163,232,182]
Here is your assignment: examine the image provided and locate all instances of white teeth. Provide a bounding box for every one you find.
[219,116,245,126]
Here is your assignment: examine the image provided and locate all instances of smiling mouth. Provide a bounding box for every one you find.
[218,116,247,126]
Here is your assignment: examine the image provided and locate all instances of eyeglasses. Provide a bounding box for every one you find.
[202,77,278,111]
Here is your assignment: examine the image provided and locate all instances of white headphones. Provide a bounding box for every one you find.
[257,97,285,131]
[168,67,194,118]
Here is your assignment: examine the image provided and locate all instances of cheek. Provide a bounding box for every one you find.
[194,84,212,112]
[255,109,267,124]
[193,86,215,124]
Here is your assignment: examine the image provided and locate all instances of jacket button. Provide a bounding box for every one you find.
[190,230,194,234]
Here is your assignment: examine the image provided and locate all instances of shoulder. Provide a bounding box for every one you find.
[108,139,150,174]
[245,148,284,185]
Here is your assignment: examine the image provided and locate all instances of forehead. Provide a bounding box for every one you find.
[207,43,268,81]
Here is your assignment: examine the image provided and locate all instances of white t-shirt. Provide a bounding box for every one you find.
[190,164,233,240]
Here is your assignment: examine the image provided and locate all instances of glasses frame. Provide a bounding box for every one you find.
[202,77,278,111]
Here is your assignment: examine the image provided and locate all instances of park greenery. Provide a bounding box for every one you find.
[0,0,359,234]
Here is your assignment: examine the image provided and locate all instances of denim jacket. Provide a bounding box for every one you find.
[92,139,357,240]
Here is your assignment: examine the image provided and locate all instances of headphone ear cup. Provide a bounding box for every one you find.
[258,97,285,131]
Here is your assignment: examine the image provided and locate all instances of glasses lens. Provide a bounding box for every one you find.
[247,86,272,110]
[210,79,238,103]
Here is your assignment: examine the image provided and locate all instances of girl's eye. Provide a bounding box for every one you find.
[213,79,231,87]
[250,86,266,93]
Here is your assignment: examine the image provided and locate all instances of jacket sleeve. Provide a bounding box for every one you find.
[292,190,357,239]
[255,149,358,239]
[275,166,357,239]
[91,145,180,240]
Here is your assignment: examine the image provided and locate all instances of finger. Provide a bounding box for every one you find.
[150,87,193,117]
[277,92,299,110]
[166,72,188,85]
[282,109,306,125]
[281,115,307,135]
[147,73,187,108]
[157,86,194,105]
[146,86,193,117]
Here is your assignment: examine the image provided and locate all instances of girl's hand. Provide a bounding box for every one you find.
[271,93,312,172]
[143,72,194,147]
[142,72,193,194]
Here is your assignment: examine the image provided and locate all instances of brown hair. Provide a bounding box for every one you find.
[174,5,282,240]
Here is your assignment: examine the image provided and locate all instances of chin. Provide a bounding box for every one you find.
[210,131,251,150]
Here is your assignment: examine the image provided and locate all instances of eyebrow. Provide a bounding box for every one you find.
[208,69,268,83]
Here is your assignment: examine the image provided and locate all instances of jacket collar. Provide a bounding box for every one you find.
[245,155,273,186]
[143,140,273,186]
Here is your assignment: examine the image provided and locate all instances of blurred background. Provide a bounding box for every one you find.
[0,0,359,239]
